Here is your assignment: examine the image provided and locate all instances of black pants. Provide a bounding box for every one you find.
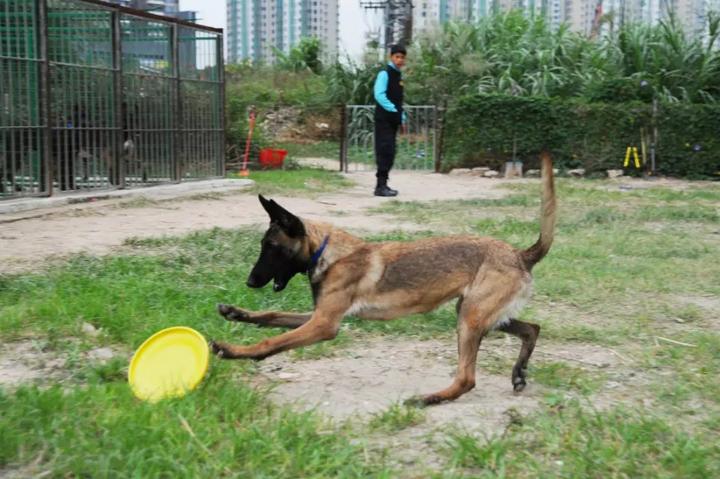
[374,116,399,181]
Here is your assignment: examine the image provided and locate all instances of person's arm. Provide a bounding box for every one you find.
[373,71,398,113]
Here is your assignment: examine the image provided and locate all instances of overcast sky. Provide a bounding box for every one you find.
[179,1,383,61]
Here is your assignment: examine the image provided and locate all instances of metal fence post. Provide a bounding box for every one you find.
[217,32,226,177]
[433,105,443,173]
[171,23,182,182]
[111,10,124,188]
[37,0,52,196]
[338,104,347,172]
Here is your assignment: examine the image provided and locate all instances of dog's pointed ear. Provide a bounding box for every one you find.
[258,194,273,215]
[257,194,305,238]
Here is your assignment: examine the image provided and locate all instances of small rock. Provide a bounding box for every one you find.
[88,347,114,361]
[607,169,624,178]
[448,168,471,176]
[525,169,541,177]
[469,167,490,176]
[568,168,586,177]
[277,372,300,380]
[81,322,100,337]
[484,170,500,178]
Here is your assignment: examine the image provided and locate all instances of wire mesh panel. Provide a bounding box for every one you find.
[121,14,175,186]
[47,0,115,191]
[179,27,222,180]
[1,0,224,199]
[0,0,43,198]
[343,105,437,172]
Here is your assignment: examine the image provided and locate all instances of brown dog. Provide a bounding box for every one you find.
[211,152,556,406]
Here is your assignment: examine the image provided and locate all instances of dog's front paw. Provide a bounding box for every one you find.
[217,303,250,322]
[404,395,441,408]
[209,340,228,358]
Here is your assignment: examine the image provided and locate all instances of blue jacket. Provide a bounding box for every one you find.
[374,62,407,124]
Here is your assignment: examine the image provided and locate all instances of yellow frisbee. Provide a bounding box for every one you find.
[128,326,209,402]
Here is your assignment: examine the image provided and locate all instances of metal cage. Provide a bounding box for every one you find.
[1,0,224,199]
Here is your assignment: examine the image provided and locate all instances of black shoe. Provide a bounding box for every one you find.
[374,185,398,197]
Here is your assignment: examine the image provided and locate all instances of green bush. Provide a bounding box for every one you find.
[443,94,720,177]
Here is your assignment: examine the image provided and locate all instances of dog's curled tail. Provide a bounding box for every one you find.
[521,151,557,271]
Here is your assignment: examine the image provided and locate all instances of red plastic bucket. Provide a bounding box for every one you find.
[259,148,288,169]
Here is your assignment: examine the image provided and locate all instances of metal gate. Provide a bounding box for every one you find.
[1,0,44,196]
[341,104,438,172]
[1,0,224,199]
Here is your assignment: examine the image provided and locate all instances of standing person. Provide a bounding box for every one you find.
[373,44,407,197]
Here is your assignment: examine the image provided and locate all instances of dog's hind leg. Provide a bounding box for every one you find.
[407,299,490,407]
[497,318,540,392]
[217,304,311,329]
[408,272,526,406]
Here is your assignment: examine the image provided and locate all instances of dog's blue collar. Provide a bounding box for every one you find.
[310,235,330,267]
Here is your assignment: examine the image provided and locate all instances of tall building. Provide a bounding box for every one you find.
[670,0,720,33]
[110,1,200,21]
[226,0,339,64]
[412,0,719,38]
[114,0,178,16]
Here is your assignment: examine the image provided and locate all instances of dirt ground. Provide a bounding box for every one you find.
[0,168,512,274]
[1,165,712,469]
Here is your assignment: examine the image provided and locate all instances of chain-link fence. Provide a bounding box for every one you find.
[1,0,224,199]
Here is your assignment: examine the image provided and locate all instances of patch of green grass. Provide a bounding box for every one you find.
[0,363,390,477]
[446,402,720,478]
[531,362,604,394]
[369,403,426,432]
[643,332,720,404]
[627,186,720,203]
[637,205,719,223]
[0,228,313,349]
[366,181,720,348]
[241,168,353,197]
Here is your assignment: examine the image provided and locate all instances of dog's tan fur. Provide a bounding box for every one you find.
[212,152,556,405]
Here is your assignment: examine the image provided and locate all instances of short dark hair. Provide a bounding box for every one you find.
[390,44,407,55]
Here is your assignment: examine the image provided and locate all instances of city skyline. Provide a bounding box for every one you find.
[181,1,369,61]
[178,0,719,62]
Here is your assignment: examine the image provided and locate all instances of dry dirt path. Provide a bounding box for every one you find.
[0,170,515,274]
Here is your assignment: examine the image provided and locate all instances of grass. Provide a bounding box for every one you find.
[445,401,720,479]
[530,362,604,395]
[237,168,354,197]
[371,179,720,342]
[0,365,389,477]
[369,403,426,433]
[0,227,392,476]
[2,175,720,477]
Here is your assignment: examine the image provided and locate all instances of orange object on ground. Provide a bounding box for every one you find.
[259,148,288,169]
[240,109,256,176]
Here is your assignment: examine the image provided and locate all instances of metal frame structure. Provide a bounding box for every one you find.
[341,104,439,173]
[1,0,224,199]
[360,0,414,48]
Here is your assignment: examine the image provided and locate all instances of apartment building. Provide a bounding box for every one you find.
[113,0,179,16]
[226,0,339,64]
[413,0,719,38]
